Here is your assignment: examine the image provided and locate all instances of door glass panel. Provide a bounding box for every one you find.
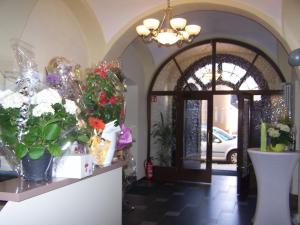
[183,99,208,170]
[253,56,283,90]
[150,95,176,167]
[175,43,212,72]
[216,42,256,91]
[213,95,238,171]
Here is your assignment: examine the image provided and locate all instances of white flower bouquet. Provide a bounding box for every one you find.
[267,122,293,147]
[0,88,85,160]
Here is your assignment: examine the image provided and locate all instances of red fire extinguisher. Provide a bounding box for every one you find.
[144,158,153,181]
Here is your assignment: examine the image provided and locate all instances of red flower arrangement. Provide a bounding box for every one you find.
[81,62,124,131]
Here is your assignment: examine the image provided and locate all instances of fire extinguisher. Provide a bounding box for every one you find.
[144,158,153,181]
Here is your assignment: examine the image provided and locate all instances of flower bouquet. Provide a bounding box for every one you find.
[0,40,86,181]
[81,62,125,166]
[267,122,293,152]
[0,88,82,181]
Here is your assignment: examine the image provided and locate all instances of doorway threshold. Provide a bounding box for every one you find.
[212,169,237,176]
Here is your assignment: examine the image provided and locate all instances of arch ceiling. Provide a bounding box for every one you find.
[85,0,296,61]
[87,0,283,45]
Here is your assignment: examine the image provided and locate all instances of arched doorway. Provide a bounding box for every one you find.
[147,39,288,197]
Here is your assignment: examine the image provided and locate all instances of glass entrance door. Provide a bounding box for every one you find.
[180,95,213,182]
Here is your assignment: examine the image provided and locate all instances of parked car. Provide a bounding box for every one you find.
[200,127,237,164]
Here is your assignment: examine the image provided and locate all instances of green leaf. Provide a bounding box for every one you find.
[1,134,16,146]
[48,143,62,157]
[77,134,89,143]
[28,146,45,160]
[16,143,28,159]
[43,123,61,141]
[23,128,39,145]
[44,118,61,127]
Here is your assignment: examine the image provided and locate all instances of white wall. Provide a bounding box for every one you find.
[124,85,139,177]
[0,0,88,87]
[121,44,148,179]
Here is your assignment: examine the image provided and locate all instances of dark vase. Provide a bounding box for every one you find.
[22,152,53,181]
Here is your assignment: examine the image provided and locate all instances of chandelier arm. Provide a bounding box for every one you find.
[158,11,167,32]
[140,35,154,43]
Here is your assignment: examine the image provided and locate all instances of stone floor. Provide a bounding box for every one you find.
[123,176,256,225]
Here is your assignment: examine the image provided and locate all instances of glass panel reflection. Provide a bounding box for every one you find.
[251,94,286,148]
[183,99,207,170]
[150,95,176,167]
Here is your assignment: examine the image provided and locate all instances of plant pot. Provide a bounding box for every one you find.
[22,152,53,181]
[269,143,286,152]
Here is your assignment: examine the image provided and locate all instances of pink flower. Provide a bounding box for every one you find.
[98,92,107,105]
[109,96,117,105]
[95,65,107,78]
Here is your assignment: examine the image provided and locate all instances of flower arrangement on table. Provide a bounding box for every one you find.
[267,122,293,152]
[80,62,125,166]
[0,88,84,180]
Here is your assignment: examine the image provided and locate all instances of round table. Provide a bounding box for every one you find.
[248,148,300,225]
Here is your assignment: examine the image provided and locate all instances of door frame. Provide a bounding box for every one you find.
[237,93,253,200]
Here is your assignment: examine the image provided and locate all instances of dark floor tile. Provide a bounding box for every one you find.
[123,176,256,225]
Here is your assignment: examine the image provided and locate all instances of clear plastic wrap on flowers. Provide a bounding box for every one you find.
[45,57,83,103]
[0,39,41,175]
[0,41,86,181]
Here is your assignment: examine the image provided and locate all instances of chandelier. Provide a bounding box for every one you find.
[136,0,201,47]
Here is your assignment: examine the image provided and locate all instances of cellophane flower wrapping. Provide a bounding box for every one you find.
[0,39,40,174]
[0,40,83,178]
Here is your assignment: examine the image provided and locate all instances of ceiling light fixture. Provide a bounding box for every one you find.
[136,0,201,47]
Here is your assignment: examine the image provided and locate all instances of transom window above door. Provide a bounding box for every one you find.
[151,40,285,92]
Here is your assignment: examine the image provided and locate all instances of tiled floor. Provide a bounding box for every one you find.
[123,176,256,225]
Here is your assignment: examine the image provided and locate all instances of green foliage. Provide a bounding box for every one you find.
[0,103,80,160]
[151,113,174,167]
[81,70,124,126]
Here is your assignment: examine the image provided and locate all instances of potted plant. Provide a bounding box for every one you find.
[0,88,82,181]
[151,113,174,166]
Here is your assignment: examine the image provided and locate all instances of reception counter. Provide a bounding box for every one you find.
[0,160,126,225]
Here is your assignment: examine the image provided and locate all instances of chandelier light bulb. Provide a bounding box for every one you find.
[170,18,187,30]
[179,30,189,40]
[185,25,201,36]
[155,29,179,45]
[143,18,160,30]
[136,25,151,36]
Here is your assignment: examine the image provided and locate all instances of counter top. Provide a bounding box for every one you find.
[0,160,126,202]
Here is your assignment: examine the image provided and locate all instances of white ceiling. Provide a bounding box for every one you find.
[87,0,282,44]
